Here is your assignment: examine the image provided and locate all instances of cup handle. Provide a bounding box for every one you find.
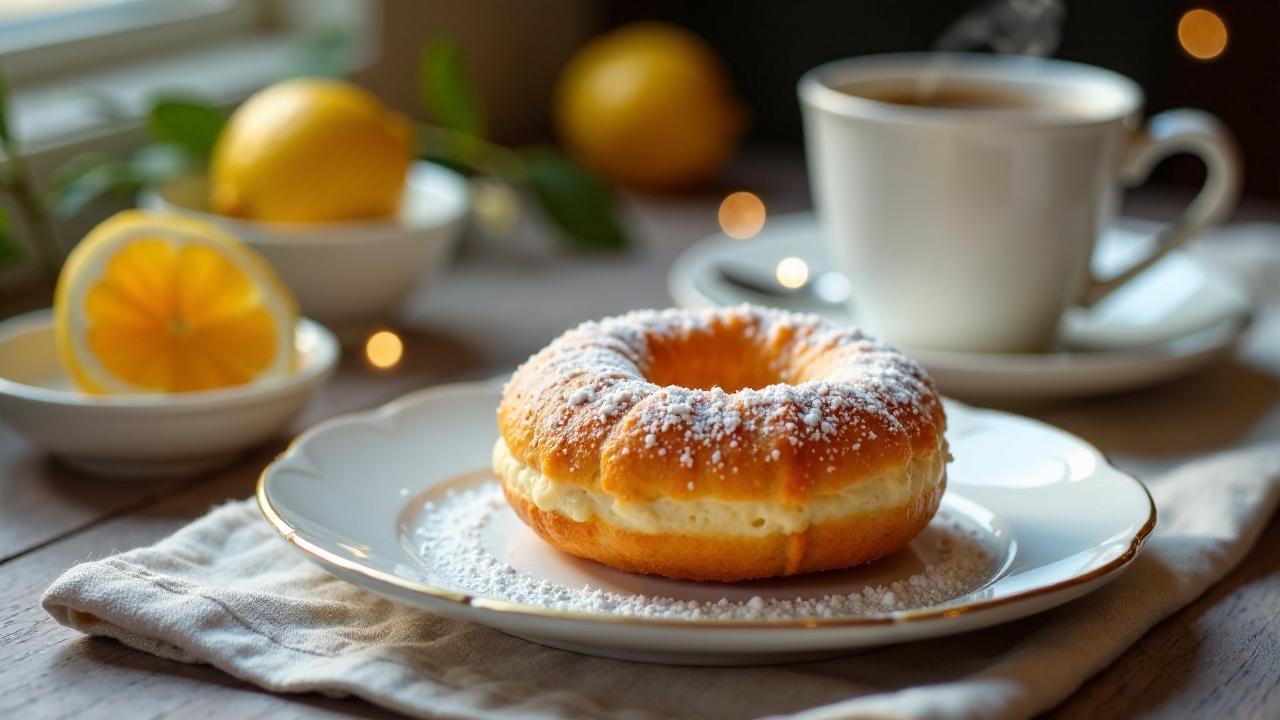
[1081,109,1242,306]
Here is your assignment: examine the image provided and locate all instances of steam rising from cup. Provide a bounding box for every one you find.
[916,0,1066,99]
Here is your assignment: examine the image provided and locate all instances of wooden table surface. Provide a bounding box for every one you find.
[2,152,1279,719]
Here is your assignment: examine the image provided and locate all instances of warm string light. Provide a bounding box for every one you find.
[365,330,404,370]
[718,191,767,239]
[1178,9,1227,60]
[775,256,810,289]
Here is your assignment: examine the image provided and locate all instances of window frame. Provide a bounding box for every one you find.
[1,0,372,156]
[0,0,373,290]
[0,0,267,85]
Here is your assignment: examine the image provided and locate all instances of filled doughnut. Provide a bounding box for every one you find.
[494,305,948,582]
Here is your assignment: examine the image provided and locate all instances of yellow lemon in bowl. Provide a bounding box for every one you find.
[209,79,414,223]
[554,22,746,191]
[54,210,298,394]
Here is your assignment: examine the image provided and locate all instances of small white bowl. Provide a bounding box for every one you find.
[139,162,469,341]
[0,309,339,479]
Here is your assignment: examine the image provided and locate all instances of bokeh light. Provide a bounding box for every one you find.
[775,256,810,289]
[365,330,404,370]
[1178,9,1227,60]
[718,191,767,239]
[813,272,853,304]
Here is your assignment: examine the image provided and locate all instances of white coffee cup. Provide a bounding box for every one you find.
[799,53,1241,353]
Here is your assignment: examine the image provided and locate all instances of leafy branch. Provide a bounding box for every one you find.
[0,70,62,279]
[43,32,626,254]
[414,37,626,250]
[0,72,224,282]
[49,98,221,219]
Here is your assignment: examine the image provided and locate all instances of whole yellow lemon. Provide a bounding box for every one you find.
[554,23,746,191]
[210,79,414,223]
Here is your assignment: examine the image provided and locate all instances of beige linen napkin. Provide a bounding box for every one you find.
[43,445,1280,720]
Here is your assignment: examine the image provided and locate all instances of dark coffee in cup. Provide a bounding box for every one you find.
[859,86,1046,111]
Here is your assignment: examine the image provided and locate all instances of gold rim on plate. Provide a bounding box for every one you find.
[256,380,1157,630]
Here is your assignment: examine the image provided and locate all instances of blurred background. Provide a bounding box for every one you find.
[366,0,1275,194]
[0,0,1272,298]
[0,1,1273,186]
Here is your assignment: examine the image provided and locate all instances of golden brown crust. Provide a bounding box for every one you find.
[499,307,945,500]
[496,306,948,580]
[502,473,946,582]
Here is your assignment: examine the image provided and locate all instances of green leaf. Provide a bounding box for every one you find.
[290,25,355,79]
[147,97,225,163]
[419,38,485,138]
[416,150,470,177]
[0,69,11,146]
[46,152,137,218]
[522,148,627,251]
[0,207,22,266]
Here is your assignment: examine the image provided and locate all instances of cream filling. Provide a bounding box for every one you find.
[492,439,946,537]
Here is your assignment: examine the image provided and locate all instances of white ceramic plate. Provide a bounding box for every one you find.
[668,212,1251,402]
[258,380,1155,665]
[0,309,339,478]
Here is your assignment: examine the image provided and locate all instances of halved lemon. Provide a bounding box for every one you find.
[54,210,298,394]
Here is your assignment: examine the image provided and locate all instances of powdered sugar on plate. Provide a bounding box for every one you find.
[409,482,998,621]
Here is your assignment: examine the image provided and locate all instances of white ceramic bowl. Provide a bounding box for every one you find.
[139,162,469,340]
[0,309,339,479]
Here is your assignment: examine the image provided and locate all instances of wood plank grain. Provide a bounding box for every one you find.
[0,429,185,563]
[1046,515,1280,719]
[0,448,396,720]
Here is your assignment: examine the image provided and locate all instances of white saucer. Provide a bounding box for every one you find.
[258,380,1154,665]
[668,212,1252,402]
[0,309,339,478]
